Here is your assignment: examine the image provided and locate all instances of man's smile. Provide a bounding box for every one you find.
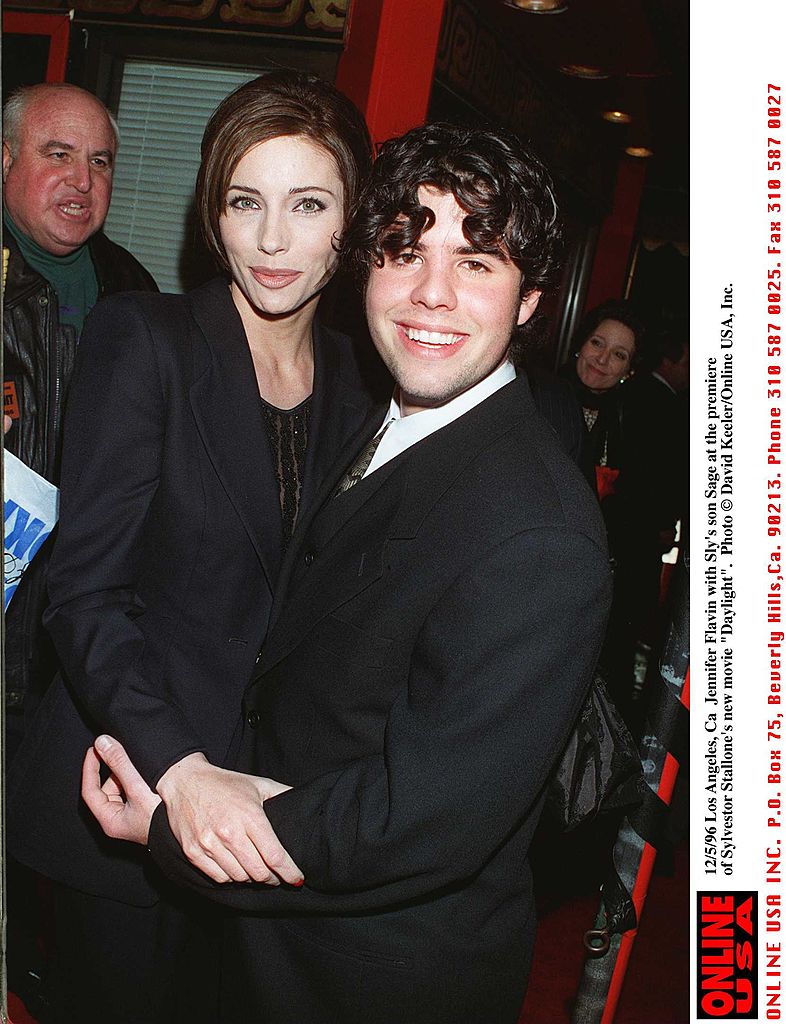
[398,323,467,347]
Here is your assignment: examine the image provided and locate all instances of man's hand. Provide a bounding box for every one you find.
[155,752,303,887]
[82,734,162,845]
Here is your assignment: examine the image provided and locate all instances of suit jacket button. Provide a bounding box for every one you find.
[246,710,260,729]
[304,550,315,566]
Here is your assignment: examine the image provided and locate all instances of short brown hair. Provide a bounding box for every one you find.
[197,71,372,273]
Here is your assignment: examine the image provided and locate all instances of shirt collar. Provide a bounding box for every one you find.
[380,359,517,436]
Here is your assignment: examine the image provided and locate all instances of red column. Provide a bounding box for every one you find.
[336,0,446,146]
[585,157,647,308]
[3,12,70,82]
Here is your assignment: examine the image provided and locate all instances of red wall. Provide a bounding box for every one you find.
[336,0,446,146]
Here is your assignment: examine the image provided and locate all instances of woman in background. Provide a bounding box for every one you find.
[565,300,642,498]
[563,299,647,721]
[7,71,373,1024]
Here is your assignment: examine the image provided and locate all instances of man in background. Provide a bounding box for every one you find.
[3,82,156,742]
[3,81,156,1014]
[619,323,690,724]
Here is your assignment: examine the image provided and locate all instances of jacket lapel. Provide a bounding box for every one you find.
[387,378,529,540]
[267,404,386,631]
[255,377,533,677]
[298,322,379,521]
[187,279,282,590]
[256,460,401,674]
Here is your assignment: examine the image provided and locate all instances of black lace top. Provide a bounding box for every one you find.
[259,396,312,545]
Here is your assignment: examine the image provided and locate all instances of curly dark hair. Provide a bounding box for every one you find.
[343,123,562,300]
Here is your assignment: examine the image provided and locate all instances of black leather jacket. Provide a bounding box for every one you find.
[4,229,157,716]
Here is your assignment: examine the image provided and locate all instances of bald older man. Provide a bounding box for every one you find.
[3,83,157,1021]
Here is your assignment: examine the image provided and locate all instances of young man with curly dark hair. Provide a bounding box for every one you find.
[82,123,611,1024]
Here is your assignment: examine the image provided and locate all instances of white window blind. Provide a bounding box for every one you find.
[104,62,261,293]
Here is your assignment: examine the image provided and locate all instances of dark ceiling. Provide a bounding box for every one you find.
[478,0,688,230]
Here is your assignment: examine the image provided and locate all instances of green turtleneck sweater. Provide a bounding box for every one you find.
[4,208,99,337]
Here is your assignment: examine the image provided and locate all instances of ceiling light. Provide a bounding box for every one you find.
[602,109,633,125]
[559,64,611,80]
[625,146,654,158]
[502,0,568,13]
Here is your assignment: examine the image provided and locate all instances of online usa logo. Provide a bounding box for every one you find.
[697,892,757,1018]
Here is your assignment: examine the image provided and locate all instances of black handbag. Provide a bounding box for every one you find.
[544,671,646,832]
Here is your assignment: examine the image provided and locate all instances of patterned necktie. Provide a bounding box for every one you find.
[334,424,389,495]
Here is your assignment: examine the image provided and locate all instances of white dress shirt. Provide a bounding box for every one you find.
[363,360,517,478]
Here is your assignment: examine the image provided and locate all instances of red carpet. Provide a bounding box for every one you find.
[8,992,38,1024]
[520,841,689,1022]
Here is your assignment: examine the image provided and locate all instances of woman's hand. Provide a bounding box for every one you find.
[82,735,162,845]
[82,736,304,887]
[155,753,303,886]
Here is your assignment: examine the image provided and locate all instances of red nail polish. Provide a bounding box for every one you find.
[293,878,305,888]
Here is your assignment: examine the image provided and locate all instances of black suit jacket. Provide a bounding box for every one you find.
[526,366,594,485]
[150,375,611,1022]
[619,371,688,535]
[7,277,375,904]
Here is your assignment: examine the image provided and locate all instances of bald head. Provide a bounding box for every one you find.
[3,84,118,255]
[3,84,119,157]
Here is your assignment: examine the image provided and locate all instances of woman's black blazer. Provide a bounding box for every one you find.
[7,276,376,904]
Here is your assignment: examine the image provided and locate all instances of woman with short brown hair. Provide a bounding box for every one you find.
[8,70,374,1024]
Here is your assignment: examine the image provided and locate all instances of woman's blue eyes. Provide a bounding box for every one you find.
[227,195,326,213]
[228,196,257,210]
